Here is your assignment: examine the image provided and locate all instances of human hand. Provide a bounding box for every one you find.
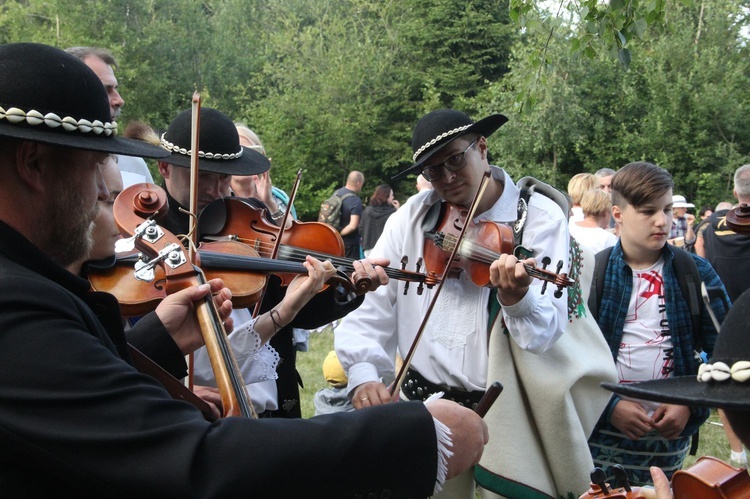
[350,257,390,293]
[685,214,696,225]
[391,199,400,209]
[352,381,393,409]
[489,254,534,306]
[425,399,489,479]
[643,466,673,499]
[610,399,654,439]
[253,171,275,209]
[154,278,233,355]
[193,385,222,420]
[278,256,337,319]
[652,404,690,440]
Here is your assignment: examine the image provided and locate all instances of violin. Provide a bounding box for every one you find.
[579,466,648,499]
[423,202,574,297]
[580,458,750,499]
[113,182,258,418]
[87,240,359,316]
[198,197,440,293]
[671,456,750,498]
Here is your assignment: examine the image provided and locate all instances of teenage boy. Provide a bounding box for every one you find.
[587,161,729,486]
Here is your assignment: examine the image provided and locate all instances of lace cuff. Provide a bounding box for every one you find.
[229,319,280,384]
[424,393,452,495]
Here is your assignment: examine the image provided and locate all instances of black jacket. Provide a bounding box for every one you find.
[0,220,438,498]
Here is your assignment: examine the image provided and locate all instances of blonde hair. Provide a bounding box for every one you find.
[567,173,598,205]
[234,123,266,156]
[580,189,612,218]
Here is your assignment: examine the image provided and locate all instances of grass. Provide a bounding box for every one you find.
[295,326,739,469]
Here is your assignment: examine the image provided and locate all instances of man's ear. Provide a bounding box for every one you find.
[477,136,488,160]
[15,141,47,194]
[157,161,171,179]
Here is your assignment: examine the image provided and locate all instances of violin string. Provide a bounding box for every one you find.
[217,237,425,283]
[442,234,566,285]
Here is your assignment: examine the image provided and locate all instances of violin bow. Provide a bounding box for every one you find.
[251,169,303,318]
[187,93,257,417]
[389,170,492,398]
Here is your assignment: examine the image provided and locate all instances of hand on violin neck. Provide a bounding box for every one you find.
[255,256,337,343]
[351,257,390,293]
[489,254,533,306]
[154,278,234,355]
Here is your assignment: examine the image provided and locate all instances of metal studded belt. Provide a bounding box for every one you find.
[401,368,485,410]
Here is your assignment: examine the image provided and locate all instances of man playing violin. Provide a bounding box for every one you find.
[0,42,489,498]
[336,109,606,498]
[151,106,390,418]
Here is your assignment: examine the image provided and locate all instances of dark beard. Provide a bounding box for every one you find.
[41,184,99,268]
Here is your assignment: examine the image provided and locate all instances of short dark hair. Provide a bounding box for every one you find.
[611,161,673,209]
[64,47,118,70]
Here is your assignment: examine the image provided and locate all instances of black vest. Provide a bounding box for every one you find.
[703,209,750,303]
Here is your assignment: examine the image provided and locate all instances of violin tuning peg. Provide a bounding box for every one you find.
[541,256,551,269]
[555,259,564,274]
[400,256,408,270]
[612,465,632,492]
[590,467,609,495]
[403,281,410,295]
[554,288,562,299]
[417,282,424,295]
[416,257,423,274]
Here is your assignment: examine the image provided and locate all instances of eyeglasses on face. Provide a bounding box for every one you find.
[420,140,477,182]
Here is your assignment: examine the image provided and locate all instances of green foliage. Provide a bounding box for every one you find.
[1,0,748,215]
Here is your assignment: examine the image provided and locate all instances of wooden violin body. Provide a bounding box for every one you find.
[671,456,750,498]
[198,197,439,292]
[423,202,574,295]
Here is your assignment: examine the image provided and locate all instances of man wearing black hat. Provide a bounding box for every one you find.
[604,288,750,498]
[335,109,600,498]
[154,106,390,418]
[0,43,489,497]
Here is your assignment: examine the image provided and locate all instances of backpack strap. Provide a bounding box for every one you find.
[514,176,570,258]
[671,247,702,348]
[588,245,614,322]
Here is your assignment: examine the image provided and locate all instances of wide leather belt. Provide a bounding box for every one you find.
[401,368,485,410]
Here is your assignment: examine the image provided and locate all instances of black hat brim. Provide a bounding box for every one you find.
[0,122,169,159]
[162,145,271,176]
[392,113,508,181]
[603,378,750,411]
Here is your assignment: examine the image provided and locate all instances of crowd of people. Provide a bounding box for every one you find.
[0,41,746,499]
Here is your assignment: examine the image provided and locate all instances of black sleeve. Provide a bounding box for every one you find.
[0,275,438,498]
[125,312,188,379]
[260,275,365,329]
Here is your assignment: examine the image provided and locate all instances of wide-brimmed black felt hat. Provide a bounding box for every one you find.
[604,288,750,411]
[0,43,168,159]
[392,109,508,181]
[160,107,270,176]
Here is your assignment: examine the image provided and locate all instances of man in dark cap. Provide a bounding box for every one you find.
[0,43,487,497]
[153,106,389,418]
[336,109,614,497]
[604,288,750,498]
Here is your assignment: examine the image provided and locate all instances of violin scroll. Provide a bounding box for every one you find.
[579,467,648,499]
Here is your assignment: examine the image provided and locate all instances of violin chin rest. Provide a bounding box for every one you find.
[198,198,230,238]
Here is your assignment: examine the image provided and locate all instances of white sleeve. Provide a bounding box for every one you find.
[193,315,279,386]
[501,194,570,353]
